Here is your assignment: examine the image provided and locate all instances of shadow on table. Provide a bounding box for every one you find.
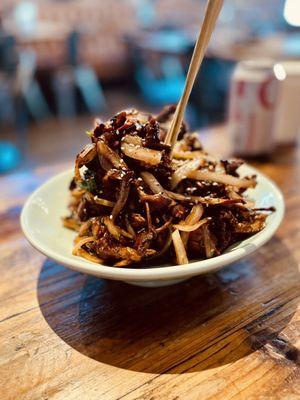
[37,237,300,374]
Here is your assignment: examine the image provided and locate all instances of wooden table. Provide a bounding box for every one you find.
[1,126,300,400]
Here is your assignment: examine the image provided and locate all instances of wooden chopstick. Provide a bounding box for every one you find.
[164,0,224,149]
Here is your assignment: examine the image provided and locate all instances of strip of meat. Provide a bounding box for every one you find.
[137,187,172,211]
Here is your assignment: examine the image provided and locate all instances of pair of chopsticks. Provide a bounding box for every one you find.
[164,0,224,150]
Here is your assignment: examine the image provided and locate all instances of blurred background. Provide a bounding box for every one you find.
[0,0,299,172]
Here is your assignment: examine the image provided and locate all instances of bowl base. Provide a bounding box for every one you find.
[124,278,188,287]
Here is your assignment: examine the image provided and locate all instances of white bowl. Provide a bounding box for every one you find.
[21,166,284,287]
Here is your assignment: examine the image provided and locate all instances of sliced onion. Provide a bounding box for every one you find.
[174,217,210,232]
[165,190,242,205]
[202,225,217,258]
[97,140,128,170]
[103,216,133,240]
[172,229,189,265]
[140,176,243,205]
[114,259,132,267]
[173,150,217,163]
[121,142,162,165]
[123,134,143,146]
[125,215,136,237]
[159,231,172,257]
[186,204,204,223]
[227,188,254,208]
[73,236,95,255]
[78,248,104,264]
[93,196,115,207]
[227,187,242,200]
[187,170,256,189]
[180,204,204,245]
[71,188,86,198]
[91,218,101,237]
[171,159,203,189]
[244,200,255,208]
[78,219,92,236]
[80,143,97,160]
[140,171,166,194]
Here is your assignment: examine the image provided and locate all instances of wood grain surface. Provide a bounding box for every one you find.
[0,126,299,400]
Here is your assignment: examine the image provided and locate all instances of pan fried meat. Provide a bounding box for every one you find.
[63,108,274,266]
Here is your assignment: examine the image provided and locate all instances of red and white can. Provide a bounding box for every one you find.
[228,60,280,157]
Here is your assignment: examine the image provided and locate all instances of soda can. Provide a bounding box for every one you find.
[228,60,280,157]
[273,61,300,145]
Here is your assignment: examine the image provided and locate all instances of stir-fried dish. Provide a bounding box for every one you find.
[63,106,274,267]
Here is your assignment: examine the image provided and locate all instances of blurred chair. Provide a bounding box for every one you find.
[11,1,51,120]
[52,67,76,118]
[0,76,14,124]
[0,30,18,125]
[0,34,51,124]
[16,50,51,120]
[0,19,51,172]
[53,30,106,118]
[75,65,106,115]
